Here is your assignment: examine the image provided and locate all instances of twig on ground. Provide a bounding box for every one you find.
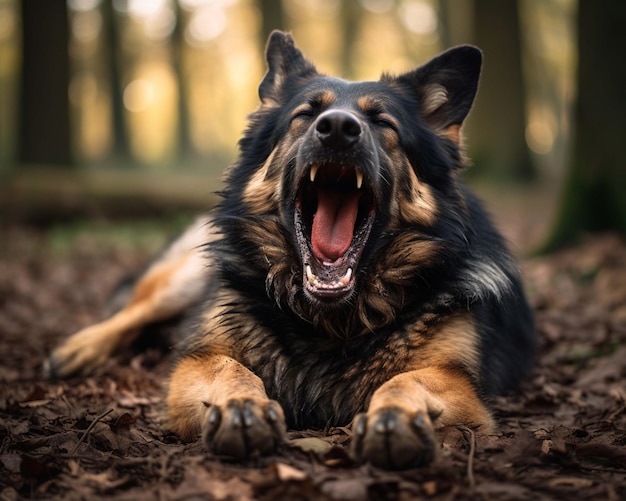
[71,408,114,454]
[459,426,476,490]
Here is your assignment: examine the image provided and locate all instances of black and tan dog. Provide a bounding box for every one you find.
[46,31,535,469]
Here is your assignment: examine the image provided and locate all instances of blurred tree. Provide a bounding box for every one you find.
[173,1,193,159]
[102,0,131,163]
[259,0,286,47]
[340,0,363,79]
[19,0,72,166]
[466,0,534,181]
[543,0,626,250]
[438,0,473,48]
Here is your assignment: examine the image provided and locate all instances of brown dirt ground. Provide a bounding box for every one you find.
[1,212,625,500]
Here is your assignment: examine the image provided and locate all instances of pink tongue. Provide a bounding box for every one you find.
[311,189,361,261]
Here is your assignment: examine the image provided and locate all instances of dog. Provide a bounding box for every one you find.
[46,31,535,469]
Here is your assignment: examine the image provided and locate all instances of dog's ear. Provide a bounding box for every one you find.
[395,46,482,143]
[259,30,317,104]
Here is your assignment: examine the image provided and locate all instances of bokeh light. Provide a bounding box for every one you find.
[399,0,437,35]
[526,109,557,155]
[186,6,228,45]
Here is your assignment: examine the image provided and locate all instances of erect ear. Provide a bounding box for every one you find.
[259,30,317,104]
[395,45,482,143]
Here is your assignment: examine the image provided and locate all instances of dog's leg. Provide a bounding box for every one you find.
[167,354,287,459]
[45,215,214,378]
[351,314,495,469]
[351,366,494,469]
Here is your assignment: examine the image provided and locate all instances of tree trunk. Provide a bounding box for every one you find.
[542,0,626,250]
[19,0,72,166]
[466,0,534,181]
[173,1,193,159]
[102,0,131,163]
[438,0,473,49]
[340,0,362,80]
[258,0,286,47]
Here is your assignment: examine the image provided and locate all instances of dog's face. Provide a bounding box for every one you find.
[222,32,482,336]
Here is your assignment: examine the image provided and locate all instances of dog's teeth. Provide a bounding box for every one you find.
[306,265,352,289]
[341,267,352,286]
[355,169,363,189]
[306,265,316,285]
[310,164,319,183]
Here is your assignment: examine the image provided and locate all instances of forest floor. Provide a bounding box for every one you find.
[1,192,625,500]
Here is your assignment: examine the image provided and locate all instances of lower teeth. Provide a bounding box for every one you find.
[306,265,352,289]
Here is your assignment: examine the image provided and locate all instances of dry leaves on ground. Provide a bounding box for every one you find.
[1,227,625,500]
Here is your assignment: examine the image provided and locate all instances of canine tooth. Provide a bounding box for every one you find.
[355,169,363,189]
[310,164,319,183]
[306,265,316,285]
[341,267,353,285]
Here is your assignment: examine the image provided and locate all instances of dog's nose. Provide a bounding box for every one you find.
[315,110,362,149]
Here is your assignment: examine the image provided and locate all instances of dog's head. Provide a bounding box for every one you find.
[219,31,482,336]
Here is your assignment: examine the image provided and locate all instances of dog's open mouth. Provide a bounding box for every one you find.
[295,162,375,300]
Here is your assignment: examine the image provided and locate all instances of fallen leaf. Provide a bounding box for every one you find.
[116,392,160,408]
[575,443,626,467]
[273,462,308,482]
[80,470,131,491]
[0,453,21,474]
[289,437,332,454]
[170,464,253,500]
[548,477,594,488]
[322,445,355,467]
[320,478,369,500]
[20,385,46,403]
[422,480,438,496]
[111,412,137,431]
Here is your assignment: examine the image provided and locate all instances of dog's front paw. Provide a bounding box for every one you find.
[202,398,287,459]
[351,406,437,469]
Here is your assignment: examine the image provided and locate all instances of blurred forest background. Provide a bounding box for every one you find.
[0,0,624,250]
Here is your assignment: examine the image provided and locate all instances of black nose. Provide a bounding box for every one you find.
[315,110,362,149]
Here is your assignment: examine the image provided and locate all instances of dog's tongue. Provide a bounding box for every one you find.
[312,189,361,261]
